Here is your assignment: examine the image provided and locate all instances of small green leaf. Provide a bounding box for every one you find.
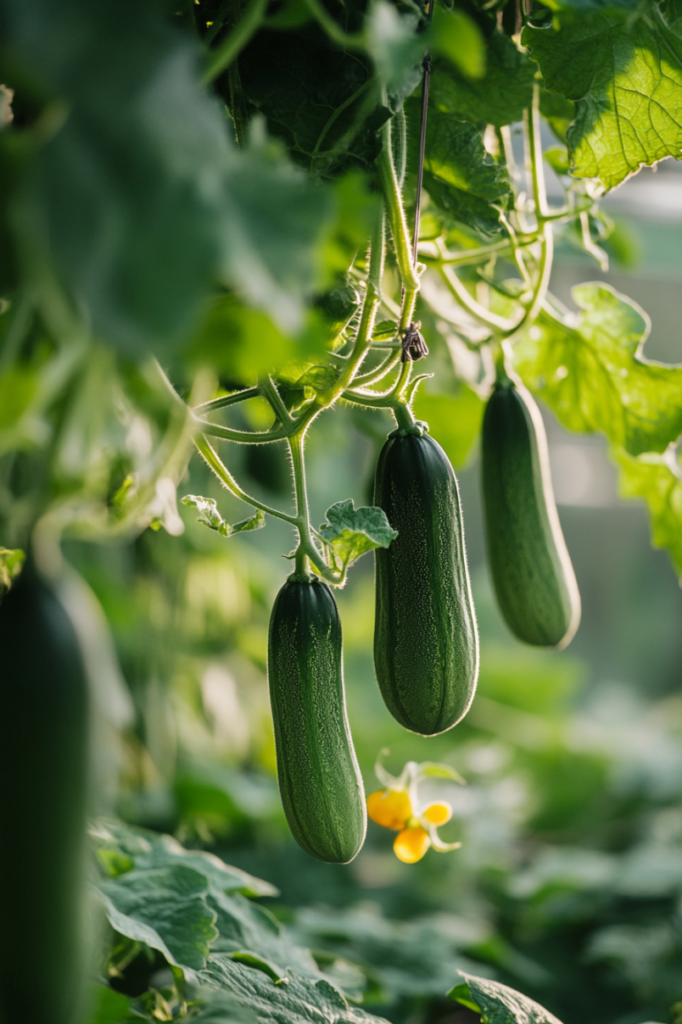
[514,283,682,457]
[454,972,565,1024]
[418,762,466,784]
[318,499,398,573]
[182,496,265,538]
[230,952,289,984]
[448,982,481,1013]
[544,147,570,174]
[0,547,24,591]
[372,319,399,340]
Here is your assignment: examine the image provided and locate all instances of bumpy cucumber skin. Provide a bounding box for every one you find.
[0,563,89,1024]
[482,381,581,648]
[268,577,366,864]
[373,432,479,736]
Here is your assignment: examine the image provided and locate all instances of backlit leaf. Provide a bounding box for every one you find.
[513,283,682,456]
[523,5,682,190]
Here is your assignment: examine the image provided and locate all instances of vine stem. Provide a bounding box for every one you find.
[377,119,420,296]
[194,434,298,526]
[202,0,269,84]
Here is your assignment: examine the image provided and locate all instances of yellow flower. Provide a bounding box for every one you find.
[366,752,464,864]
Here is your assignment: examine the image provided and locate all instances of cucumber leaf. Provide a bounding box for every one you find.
[523,4,682,190]
[182,496,265,538]
[200,958,382,1024]
[450,972,564,1024]
[318,499,398,573]
[97,864,218,972]
[614,446,682,579]
[513,284,682,457]
[90,819,278,897]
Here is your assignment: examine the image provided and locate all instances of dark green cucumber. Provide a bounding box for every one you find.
[482,380,581,648]
[0,560,89,1024]
[267,576,366,863]
[373,431,479,736]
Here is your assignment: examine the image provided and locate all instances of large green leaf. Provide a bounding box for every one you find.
[523,4,682,190]
[202,957,388,1024]
[97,865,218,971]
[614,446,682,579]
[91,819,278,897]
[451,972,564,1024]
[513,284,682,456]
[430,33,535,128]
[406,101,512,235]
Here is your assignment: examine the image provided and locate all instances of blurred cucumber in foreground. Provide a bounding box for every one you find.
[268,575,366,863]
[0,557,90,1024]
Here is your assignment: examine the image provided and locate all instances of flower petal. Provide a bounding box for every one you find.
[393,827,431,864]
[367,789,412,830]
[421,801,452,826]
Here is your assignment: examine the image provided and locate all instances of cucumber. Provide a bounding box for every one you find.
[0,560,89,1024]
[267,576,366,863]
[373,430,479,736]
[481,379,581,648]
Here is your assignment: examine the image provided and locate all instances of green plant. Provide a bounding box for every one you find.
[3,0,682,1018]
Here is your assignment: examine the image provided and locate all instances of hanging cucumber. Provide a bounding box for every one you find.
[373,429,479,736]
[268,575,366,863]
[0,559,90,1024]
[481,376,581,648]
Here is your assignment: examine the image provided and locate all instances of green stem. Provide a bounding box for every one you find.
[194,387,259,414]
[301,0,364,48]
[259,375,294,425]
[193,416,292,444]
[377,120,420,294]
[195,434,298,525]
[352,348,401,387]
[202,0,269,83]
[525,82,548,220]
[288,432,338,582]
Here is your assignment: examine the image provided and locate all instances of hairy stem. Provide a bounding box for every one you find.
[195,434,298,525]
